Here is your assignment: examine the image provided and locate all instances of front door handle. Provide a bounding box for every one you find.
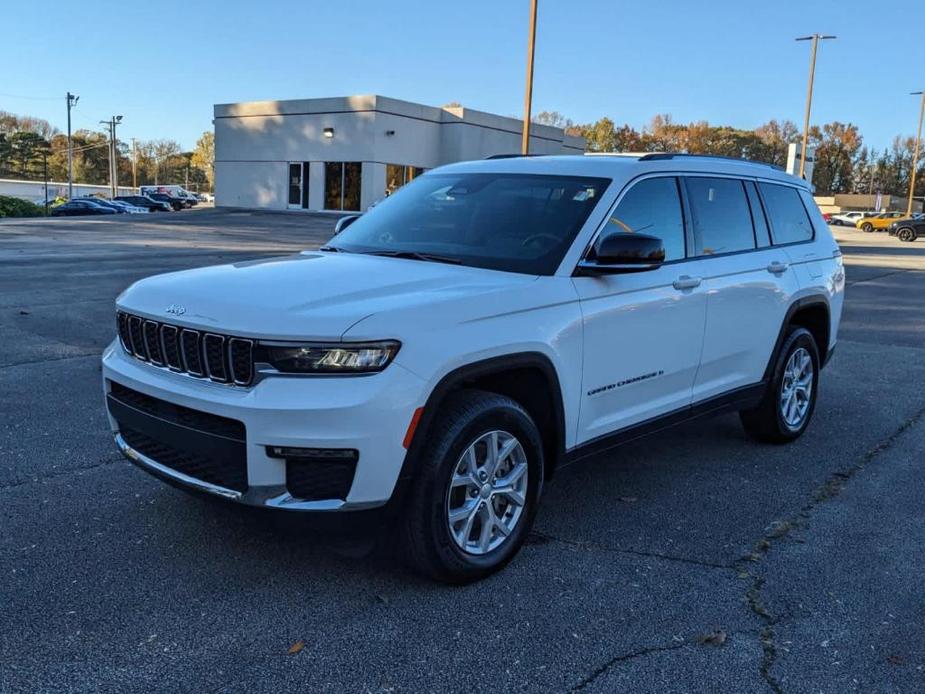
[767,261,790,274]
[672,275,702,290]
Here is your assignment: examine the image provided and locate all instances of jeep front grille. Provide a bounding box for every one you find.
[116,311,254,386]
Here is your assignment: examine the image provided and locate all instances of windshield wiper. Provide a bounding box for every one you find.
[361,250,462,265]
[318,245,347,252]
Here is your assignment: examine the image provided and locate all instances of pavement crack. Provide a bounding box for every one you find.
[529,530,734,571]
[0,352,100,370]
[734,403,925,694]
[0,454,125,492]
[569,640,689,691]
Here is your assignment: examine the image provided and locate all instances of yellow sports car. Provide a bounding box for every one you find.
[856,211,907,232]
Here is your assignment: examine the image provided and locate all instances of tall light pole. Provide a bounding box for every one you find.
[795,34,835,179]
[66,92,79,199]
[907,91,925,216]
[520,0,538,155]
[101,115,123,197]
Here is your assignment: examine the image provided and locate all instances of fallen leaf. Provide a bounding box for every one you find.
[697,630,727,647]
[287,640,305,655]
[618,496,638,504]
[887,655,904,665]
[19,310,30,315]
[375,594,389,605]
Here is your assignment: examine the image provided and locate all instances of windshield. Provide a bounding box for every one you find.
[328,173,610,274]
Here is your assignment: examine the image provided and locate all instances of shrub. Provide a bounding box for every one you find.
[0,195,46,218]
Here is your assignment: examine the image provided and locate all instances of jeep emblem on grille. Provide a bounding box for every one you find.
[165,304,186,316]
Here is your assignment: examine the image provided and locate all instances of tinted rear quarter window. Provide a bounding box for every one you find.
[608,177,686,261]
[745,181,772,247]
[759,183,814,245]
[685,177,755,256]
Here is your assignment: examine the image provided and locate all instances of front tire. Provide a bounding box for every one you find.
[401,390,543,584]
[860,222,874,232]
[740,327,820,443]
[898,227,917,242]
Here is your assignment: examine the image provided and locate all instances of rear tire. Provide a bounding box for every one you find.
[898,227,917,242]
[401,390,543,584]
[740,327,820,444]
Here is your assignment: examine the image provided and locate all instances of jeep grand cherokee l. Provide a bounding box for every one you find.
[102,153,845,583]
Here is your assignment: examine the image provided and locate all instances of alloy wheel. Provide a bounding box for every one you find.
[446,430,529,555]
[780,347,813,429]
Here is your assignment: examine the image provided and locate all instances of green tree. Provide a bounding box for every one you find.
[809,122,862,195]
[190,131,214,190]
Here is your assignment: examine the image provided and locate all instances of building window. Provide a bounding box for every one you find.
[385,164,426,196]
[324,162,362,211]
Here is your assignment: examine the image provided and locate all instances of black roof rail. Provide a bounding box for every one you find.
[637,152,783,170]
[485,153,544,159]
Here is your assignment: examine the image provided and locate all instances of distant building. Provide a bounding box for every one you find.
[814,193,922,214]
[213,95,585,212]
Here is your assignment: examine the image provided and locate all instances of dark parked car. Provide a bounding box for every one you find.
[50,200,117,217]
[888,215,925,242]
[73,197,129,213]
[146,192,185,211]
[115,195,172,212]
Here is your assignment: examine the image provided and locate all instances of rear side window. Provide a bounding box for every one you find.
[684,177,755,256]
[759,183,814,245]
[745,182,772,247]
[608,177,686,261]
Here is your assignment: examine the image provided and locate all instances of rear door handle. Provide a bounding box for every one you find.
[767,261,790,274]
[672,275,702,290]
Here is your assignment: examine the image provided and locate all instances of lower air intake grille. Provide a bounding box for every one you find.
[285,458,358,501]
[120,426,248,493]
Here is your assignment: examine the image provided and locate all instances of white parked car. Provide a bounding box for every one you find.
[103,153,845,582]
[830,210,874,226]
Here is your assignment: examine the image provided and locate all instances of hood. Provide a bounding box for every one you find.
[117,251,537,340]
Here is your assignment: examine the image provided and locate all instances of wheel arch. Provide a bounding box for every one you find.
[763,296,832,382]
[394,353,567,507]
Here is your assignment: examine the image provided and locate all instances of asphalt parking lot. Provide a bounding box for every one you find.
[2,209,924,693]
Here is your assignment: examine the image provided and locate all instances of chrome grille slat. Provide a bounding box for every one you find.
[117,312,133,354]
[203,334,228,383]
[128,316,146,360]
[161,325,182,371]
[228,338,254,386]
[143,320,164,365]
[180,328,204,377]
[116,312,253,386]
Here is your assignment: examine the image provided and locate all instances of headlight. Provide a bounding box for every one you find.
[262,341,400,374]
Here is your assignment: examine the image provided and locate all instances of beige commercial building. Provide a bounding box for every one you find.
[213,95,586,212]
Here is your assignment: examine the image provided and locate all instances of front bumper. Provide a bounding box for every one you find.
[102,340,426,511]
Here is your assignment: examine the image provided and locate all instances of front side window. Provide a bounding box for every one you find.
[759,183,814,245]
[330,173,609,275]
[685,177,756,256]
[606,177,685,261]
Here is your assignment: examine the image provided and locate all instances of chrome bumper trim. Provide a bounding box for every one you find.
[114,433,384,512]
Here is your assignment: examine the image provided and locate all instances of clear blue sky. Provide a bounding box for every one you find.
[2,0,922,151]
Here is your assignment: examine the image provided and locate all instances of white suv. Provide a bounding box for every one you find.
[102,153,845,582]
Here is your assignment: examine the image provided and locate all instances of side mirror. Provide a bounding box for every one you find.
[576,232,665,275]
[334,214,360,234]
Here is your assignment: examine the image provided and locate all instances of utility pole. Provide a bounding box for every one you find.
[908,91,925,216]
[131,137,138,190]
[66,92,79,199]
[795,34,835,179]
[520,0,538,155]
[42,150,49,213]
[101,115,123,197]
